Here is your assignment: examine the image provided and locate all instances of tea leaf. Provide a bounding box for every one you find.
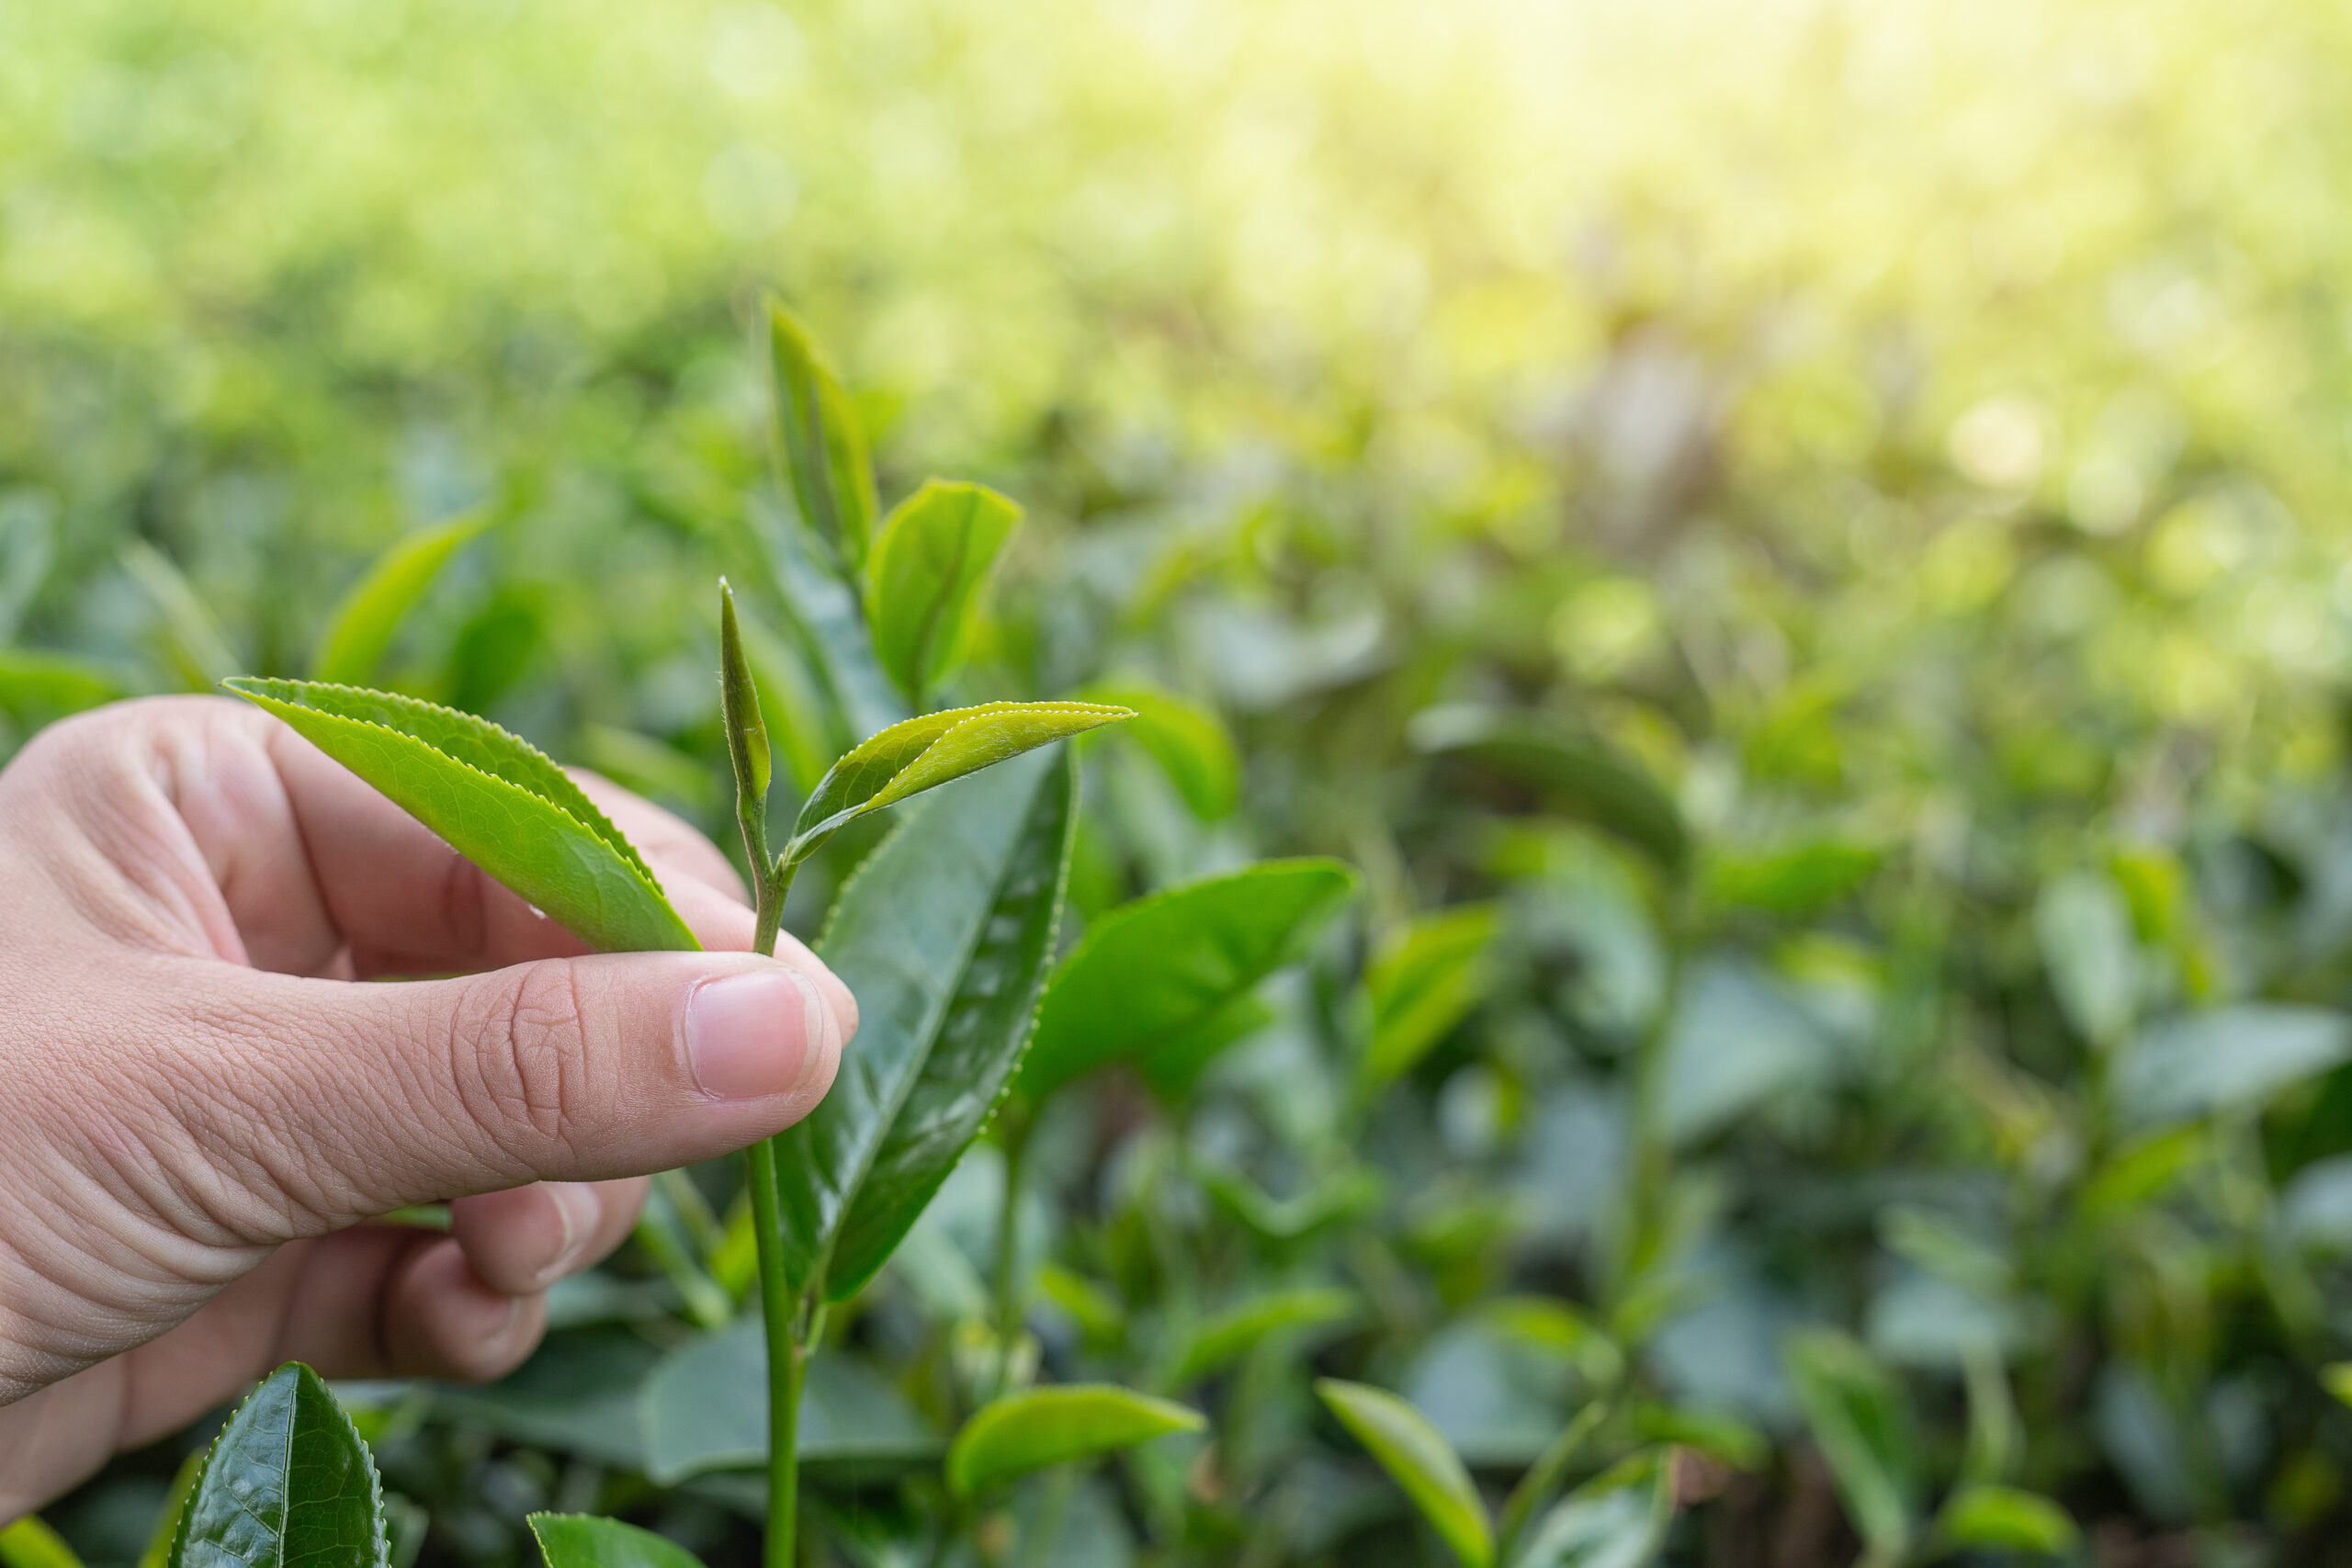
[1363,903,1502,1089]
[638,1318,939,1482]
[1080,680,1242,818]
[313,511,492,685]
[526,1516,705,1568]
[1784,1329,1918,1562]
[745,503,905,745]
[863,479,1021,704]
[1416,711,1686,874]
[782,700,1128,868]
[223,678,697,953]
[139,1452,206,1568]
[168,1364,388,1568]
[0,1517,84,1568]
[1161,1287,1358,1389]
[1513,1450,1676,1568]
[718,580,771,804]
[123,542,239,692]
[767,300,876,570]
[946,1385,1204,1498]
[2111,1004,2352,1130]
[1936,1485,2079,1556]
[1314,1379,1493,1568]
[764,746,1077,1301]
[1012,857,1357,1109]
[1135,992,1275,1103]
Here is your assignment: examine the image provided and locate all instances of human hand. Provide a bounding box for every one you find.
[0,696,854,1519]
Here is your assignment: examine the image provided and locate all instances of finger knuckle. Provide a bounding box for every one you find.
[457,964,594,1158]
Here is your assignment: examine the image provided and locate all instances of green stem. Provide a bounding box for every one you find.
[986,1122,1030,1404]
[748,1139,802,1568]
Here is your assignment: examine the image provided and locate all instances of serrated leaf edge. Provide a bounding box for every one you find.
[225,679,685,939]
[167,1365,389,1568]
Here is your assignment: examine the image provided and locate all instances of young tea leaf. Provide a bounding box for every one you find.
[1936,1485,2080,1557]
[1783,1330,1919,1563]
[1363,903,1502,1089]
[223,678,697,953]
[718,580,771,805]
[862,479,1021,705]
[169,1364,387,1568]
[767,300,877,570]
[945,1385,1204,1499]
[1161,1287,1358,1389]
[763,746,1078,1301]
[526,1516,707,1568]
[312,511,492,685]
[1315,1379,1493,1568]
[782,700,1129,868]
[0,1517,85,1568]
[1012,858,1358,1110]
[1513,1450,1677,1568]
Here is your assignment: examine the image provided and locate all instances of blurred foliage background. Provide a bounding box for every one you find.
[14,0,2352,1562]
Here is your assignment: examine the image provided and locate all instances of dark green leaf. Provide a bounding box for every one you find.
[223,678,697,953]
[1363,903,1502,1088]
[430,1327,660,1472]
[1417,713,1686,874]
[168,1364,387,1568]
[1936,1485,2079,1557]
[741,502,905,746]
[1783,1330,1918,1561]
[1012,858,1358,1109]
[1315,1379,1492,1568]
[767,300,877,569]
[1080,681,1242,818]
[783,699,1127,866]
[863,479,1021,704]
[637,1316,939,1482]
[526,1516,705,1568]
[946,1385,1204,1498]
[312,512,492,685]
[765,746,1077,1301]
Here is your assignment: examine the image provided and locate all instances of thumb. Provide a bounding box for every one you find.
[178,951,845,1227]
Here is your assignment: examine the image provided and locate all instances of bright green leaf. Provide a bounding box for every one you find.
[223,678,697,953]
[139,1452,206,1568]
[1136,993,1275,1103]
[767,300,877,570]
[1,1517,84,1568]
[1162,1287,1358,1389]
[718,579,771,805]
[526,1515,706,1568]
[783,699,1129,866]
[0,649,122,728]
[312,512,492,685]
[1783,1329,1919,1562]
[1936,1484,2080,1556]
[946,1385,1204,1498]
[764,747,1077,1301]
[1012,858,1357,1109]
[1703,840,1880,916]
[1363,903,1502,1088]
[1315,1379,1494,1568]
[863,479,1021,704]
[2323,1363,2352,1409]
[1081,681,1242,818]
[168,1364,387,1568]
[1513,1450,1677,1568]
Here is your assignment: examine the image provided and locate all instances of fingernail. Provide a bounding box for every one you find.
[686,966,821,1100]
[537,1184,599,1288]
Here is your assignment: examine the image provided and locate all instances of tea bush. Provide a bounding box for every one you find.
[11,0,2352,1563]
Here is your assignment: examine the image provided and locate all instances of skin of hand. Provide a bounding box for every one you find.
[0,696,856,1522]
